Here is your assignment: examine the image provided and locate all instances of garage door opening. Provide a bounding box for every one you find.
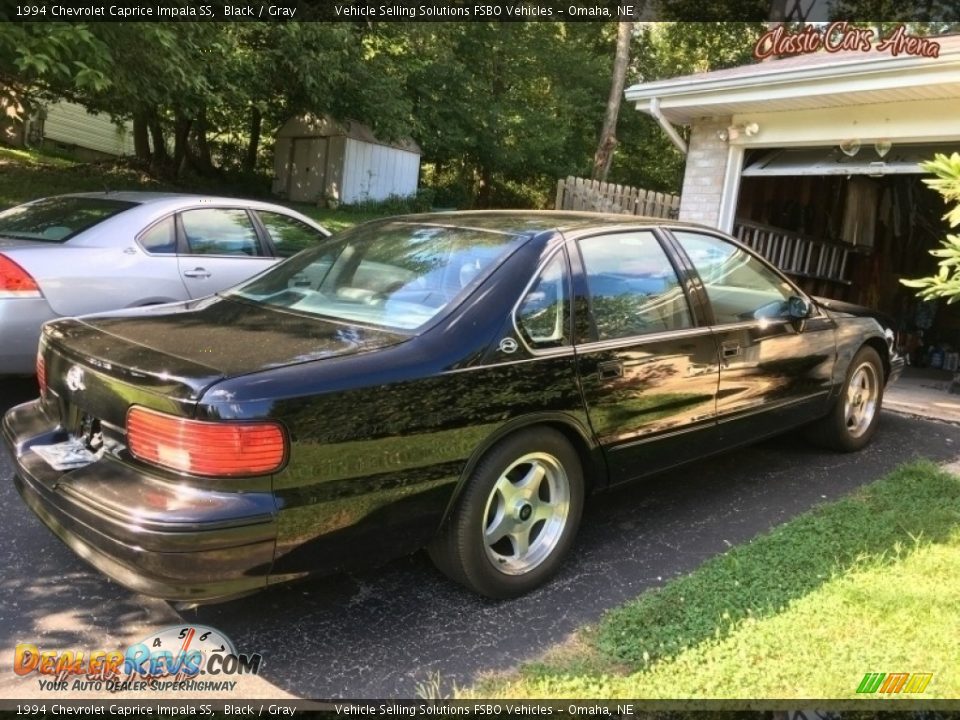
[732,143,958,370]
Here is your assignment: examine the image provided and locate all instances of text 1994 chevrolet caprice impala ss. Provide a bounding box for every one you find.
[3,212,903,601]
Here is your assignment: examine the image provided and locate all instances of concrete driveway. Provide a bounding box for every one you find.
[2,377,958,699]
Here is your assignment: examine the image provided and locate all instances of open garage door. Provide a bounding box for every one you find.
[733,143,956,369]
[742,143,960,177]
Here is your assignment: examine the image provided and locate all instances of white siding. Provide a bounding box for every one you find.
[43,101,135,157]
[341,138,420,203]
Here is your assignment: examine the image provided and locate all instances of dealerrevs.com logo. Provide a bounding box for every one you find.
[14,624,263,692]
[856,672,934,694]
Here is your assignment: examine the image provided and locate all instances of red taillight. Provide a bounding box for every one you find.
[0,255,40,295]
[36,352,46,396]
[126,406,286,477]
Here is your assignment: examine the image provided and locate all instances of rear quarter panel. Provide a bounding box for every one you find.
[7,245,189,316]
[195,236,599,580]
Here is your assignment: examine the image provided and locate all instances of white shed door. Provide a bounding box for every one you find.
[289,137,328,202]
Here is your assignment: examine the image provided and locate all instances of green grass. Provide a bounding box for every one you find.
[0,145,389,232]
[0,145,172,208]
[289,203,392,233]
[467,460,960,699]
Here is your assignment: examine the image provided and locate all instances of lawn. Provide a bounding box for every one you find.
[0,145,392,232]
[466,460,960,700]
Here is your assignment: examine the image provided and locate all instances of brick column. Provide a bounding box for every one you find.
[678,116,734,228]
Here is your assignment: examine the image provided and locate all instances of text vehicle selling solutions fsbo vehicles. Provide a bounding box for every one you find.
[3,212,903,601]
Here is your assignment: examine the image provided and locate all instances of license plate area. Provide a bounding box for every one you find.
[33,413,105,472]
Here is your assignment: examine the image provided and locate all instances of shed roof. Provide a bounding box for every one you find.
[276,114,421,154]
[625,32,960,124]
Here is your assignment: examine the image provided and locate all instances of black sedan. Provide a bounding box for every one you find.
[2,212,903,601]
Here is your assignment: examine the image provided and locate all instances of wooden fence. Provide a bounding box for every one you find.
[555,176,680,218]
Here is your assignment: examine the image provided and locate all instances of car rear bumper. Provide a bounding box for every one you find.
[0,297,58,375]
[3,399,277,603]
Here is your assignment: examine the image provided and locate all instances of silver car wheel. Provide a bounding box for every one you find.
[844,361,879,438]
[482,452,570,576]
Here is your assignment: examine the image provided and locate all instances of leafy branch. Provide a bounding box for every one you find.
[901,152,960,302]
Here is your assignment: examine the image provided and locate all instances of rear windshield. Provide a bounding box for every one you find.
[228,221,525,331]
[0,197,136,242]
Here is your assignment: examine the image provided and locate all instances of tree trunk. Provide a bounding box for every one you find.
[132,111,151,162]
[192,107,213,174]
[591,21,634,182]
[244,105,262,173]
[172,112,192,178]
[477,165,494,208]
[148,111,168,165]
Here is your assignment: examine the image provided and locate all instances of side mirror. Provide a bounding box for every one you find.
[786,295,812,320]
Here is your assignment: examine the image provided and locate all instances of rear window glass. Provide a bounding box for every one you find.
[228,221,525,331]
[0,197,136,242]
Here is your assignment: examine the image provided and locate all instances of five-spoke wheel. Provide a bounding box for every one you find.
[808,344,885,452]
[429,427,584,598]
[843,359,879,439]
[482,452,570,575]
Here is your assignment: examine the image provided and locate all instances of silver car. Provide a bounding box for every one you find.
[0,192,330,374]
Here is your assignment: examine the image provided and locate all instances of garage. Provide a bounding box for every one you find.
[626,33,960,367]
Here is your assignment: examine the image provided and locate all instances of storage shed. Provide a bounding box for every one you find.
[272,115,421,205]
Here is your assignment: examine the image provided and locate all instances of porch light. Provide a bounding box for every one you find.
[717,122,760,142]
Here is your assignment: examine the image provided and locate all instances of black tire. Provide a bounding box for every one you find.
[808,345,885,452]
[428,427,584,599]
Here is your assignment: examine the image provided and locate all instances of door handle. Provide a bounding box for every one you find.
[597,360,623,380]
[721,342,742,360]
[183,268,211,279]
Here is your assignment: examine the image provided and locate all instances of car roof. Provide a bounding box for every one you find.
[44,191,327,231]
[56,191,307,213]
[377,210,717,236]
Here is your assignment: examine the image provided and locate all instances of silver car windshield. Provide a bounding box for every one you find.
[228,221,525,331]
[0,197,136,242]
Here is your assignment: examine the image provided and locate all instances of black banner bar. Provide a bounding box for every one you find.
[1,0,959,22]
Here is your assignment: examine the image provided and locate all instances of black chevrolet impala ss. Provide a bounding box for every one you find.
[3,212,903,601]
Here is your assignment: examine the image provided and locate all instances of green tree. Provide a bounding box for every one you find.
[391,22,608,207]
[901,153,960,301]
[606,22,765,193]
[0,23,111,102]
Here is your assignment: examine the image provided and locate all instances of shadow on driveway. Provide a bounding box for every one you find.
[184,413,960,698]
[0,378,956,699]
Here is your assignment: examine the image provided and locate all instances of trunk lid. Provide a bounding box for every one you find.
[41,295,408,427]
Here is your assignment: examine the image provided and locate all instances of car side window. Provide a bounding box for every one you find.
[516,251,570,349]
[138,216,177,254]
[578,232,691,340]
[672,231,795,324]
[180,208,262,257]
[257,211,327,258]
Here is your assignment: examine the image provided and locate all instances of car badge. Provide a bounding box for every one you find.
[499,337,519,354]
[66,365,86,392]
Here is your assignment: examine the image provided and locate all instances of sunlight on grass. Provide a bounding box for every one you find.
[294,205,387,233]
[467,461,960,699]
[0,145,79,168]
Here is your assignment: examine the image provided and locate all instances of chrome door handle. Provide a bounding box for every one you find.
[183,268,211,279]
[597,360,623,380]
[721,342,741,359]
